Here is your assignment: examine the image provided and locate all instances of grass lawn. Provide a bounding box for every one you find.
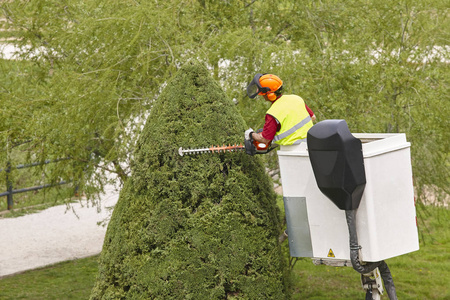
[0,257,99,300]
[0,205,448,299]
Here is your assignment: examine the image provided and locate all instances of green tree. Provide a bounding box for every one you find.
[1,0,204,195]
[90,62,289,299]
[1,0,448,204]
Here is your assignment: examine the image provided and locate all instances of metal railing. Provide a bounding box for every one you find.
[0,158,71,210]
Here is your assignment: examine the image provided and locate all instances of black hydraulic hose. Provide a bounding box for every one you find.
[345,210,398,300]
[345,210,381,274]
[378,260,398,300]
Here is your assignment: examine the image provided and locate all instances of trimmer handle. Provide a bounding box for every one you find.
[245,128,276,155]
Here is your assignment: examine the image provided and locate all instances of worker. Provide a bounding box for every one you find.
[245,73,315,147]
[245,73,316,243]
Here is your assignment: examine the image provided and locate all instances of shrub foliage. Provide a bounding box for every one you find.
[90,61,288,299]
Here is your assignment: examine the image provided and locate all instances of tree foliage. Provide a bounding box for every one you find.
[1,0,448,201]
[90,61,288,299]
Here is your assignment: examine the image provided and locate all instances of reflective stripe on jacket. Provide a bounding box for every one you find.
[266,94,313,145]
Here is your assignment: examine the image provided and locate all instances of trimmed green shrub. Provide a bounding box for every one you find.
[90,61,289,299]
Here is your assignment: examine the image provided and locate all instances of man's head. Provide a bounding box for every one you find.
[246,73,283,102]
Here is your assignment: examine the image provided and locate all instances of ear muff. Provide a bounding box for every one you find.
[266,92,277,101]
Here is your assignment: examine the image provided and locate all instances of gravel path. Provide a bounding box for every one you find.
[0,184,119,278]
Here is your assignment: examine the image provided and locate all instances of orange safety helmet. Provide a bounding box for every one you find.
[247,73,283,101]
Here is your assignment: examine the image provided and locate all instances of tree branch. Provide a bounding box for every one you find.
[245,0,259,8]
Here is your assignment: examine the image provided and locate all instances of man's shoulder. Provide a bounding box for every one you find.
[281,94,303,100]
[279,94,305,104]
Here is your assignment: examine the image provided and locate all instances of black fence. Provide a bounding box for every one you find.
[0,158,70,210]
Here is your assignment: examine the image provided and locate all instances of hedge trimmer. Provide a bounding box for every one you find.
[178,129,278,156]
[178,143,246,156]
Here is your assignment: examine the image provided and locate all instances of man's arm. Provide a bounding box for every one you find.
[251,114,278,144]
[305,104,316,121]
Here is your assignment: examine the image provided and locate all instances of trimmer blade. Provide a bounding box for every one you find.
[178,143,245,156]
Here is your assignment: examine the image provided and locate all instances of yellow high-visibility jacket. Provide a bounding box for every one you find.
[266,94,313,145]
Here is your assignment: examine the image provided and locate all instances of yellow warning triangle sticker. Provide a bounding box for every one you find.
[327,248,335,258]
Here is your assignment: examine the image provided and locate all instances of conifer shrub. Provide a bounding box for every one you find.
[90,61,289,299]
